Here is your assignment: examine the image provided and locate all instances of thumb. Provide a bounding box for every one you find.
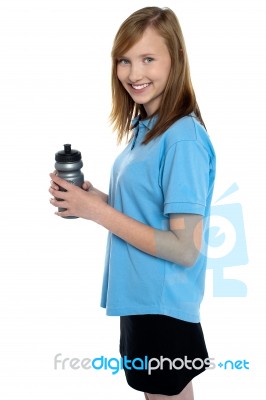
[82,181,93,191]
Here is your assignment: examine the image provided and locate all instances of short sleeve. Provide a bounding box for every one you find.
[160,140,210,216]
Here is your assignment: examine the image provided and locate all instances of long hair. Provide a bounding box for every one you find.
[110,7,206,144]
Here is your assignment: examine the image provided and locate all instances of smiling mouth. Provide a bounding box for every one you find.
[131,83,151,90]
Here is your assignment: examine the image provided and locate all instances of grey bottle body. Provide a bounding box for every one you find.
[54,144,84,219]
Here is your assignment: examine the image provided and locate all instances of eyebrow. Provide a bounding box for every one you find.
[118,53,157,59]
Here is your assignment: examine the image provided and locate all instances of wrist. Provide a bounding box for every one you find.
[92,201,111,226]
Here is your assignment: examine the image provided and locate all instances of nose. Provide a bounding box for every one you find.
[128,63,143,83]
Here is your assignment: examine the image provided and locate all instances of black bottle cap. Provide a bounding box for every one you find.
[55,144,82,162]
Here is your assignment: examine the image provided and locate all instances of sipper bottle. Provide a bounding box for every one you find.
[54,144,84,219]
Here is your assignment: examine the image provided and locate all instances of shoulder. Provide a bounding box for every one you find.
[163,115,215,157]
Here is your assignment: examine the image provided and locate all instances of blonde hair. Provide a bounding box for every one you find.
[110,6,205,144]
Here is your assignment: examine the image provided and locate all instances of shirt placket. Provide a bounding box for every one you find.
[131,123,146,150]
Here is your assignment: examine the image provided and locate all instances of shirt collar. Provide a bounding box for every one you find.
[131,114,158,131]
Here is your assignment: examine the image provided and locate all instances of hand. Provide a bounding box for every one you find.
[82,180,108,203]
[50,173,93,192]
[49,173,107,220]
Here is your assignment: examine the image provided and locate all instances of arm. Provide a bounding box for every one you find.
[94,207,202,267]
[49,174,202,267]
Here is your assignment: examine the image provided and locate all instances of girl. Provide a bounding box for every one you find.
[49,6,216,400]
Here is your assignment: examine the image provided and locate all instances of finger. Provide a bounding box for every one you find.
[54,209,70,218]
[49,173,70,191]
[49,197,67,207]
[50,170,58,178]
[49,187,67,200]
[82,182,91,191]
[50,180,59,190]
[49,197,70,217]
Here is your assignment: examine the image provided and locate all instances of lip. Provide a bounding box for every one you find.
[129,82,152,94]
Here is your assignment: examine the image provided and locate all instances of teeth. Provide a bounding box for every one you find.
[132,83,150,90]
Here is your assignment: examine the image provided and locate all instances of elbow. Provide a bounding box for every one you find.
[180,258,194,268]
[180,248,200,268]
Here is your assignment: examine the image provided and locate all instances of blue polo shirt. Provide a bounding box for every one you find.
[100,114,216,322]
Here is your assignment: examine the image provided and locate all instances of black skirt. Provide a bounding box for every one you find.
[119,314,209,396]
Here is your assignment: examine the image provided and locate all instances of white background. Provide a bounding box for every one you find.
[0,0,265,398]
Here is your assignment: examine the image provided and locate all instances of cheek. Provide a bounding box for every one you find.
[161,57,172,78]
[117,66,126,83]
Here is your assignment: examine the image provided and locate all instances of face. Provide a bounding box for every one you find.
[116,27,171,117]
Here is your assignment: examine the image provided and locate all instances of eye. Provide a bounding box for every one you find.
[117,58,130,65]
[144,57,154,63]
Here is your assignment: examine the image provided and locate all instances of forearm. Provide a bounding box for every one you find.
[94,203,198,267]
[95,203,156,254]
[154,229,199,267]
[49,173,200,266]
